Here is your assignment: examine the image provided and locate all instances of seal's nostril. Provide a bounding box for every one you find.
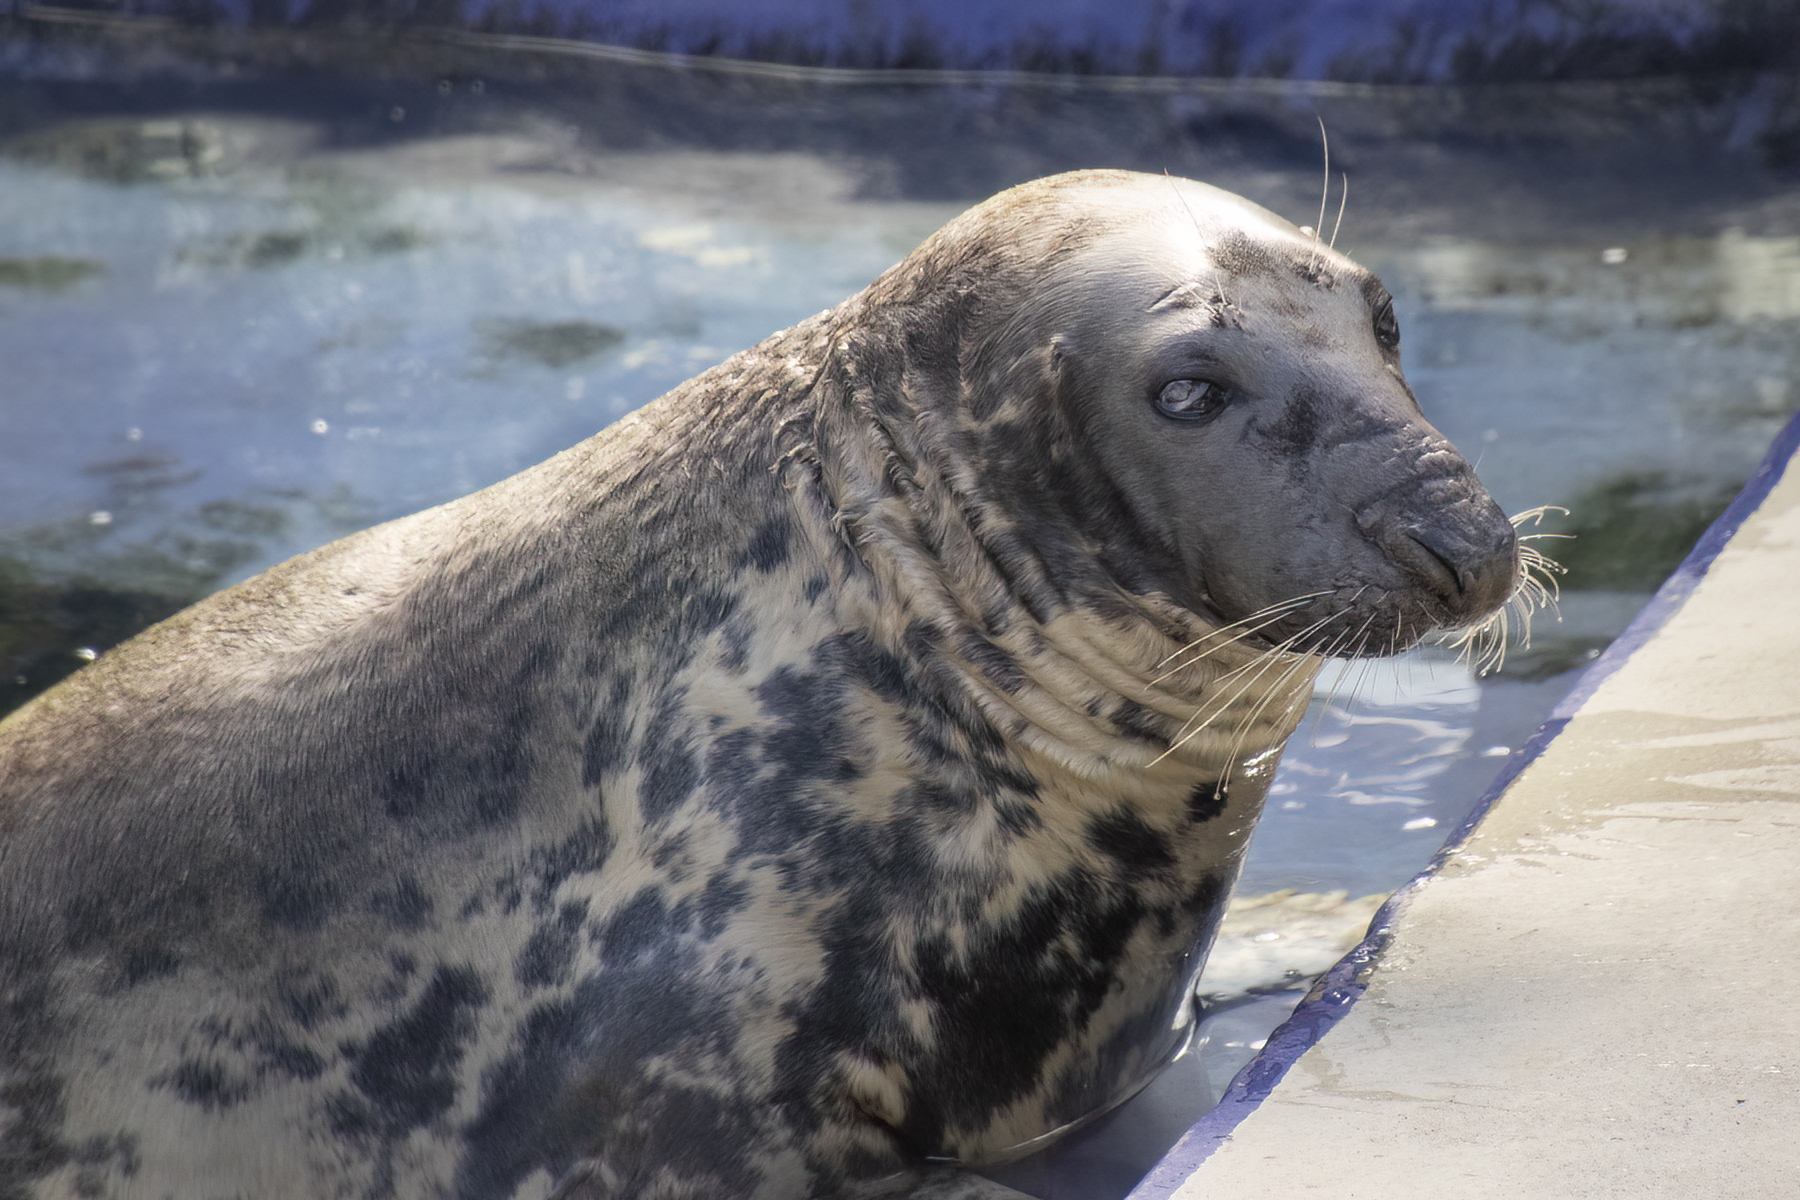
[1406,532,1466,597]
[1396,517,1519,618]
[1393,529,1462,599]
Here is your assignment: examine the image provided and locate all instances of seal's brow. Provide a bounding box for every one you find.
[1358,273,1392,310]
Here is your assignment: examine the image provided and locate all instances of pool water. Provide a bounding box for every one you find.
[2,23,1797,1200]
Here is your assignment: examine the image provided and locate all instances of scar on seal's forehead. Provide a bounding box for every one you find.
[1147,281,1231,316]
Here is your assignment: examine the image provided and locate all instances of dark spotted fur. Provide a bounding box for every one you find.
[0,171,1517,1199]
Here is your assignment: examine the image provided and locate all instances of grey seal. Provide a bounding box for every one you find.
[0,169,1518,1200]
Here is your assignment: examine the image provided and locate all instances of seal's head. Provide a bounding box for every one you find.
[865,169,1520,657]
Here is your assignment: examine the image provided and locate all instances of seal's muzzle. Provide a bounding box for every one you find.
[1358,478,1519,628]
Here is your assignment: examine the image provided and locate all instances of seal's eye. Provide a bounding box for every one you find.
[1374,302,1400,348]
[1155,379,1230,422]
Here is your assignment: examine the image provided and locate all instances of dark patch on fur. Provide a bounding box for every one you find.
[995,798,1044,835]
[957,632,1027,694]
[1086,808,1177,879]
[517,900,589,991]
[596,887,690,967]
[60,878,210,987]
[74,1134,137,1179]
[0,1071,74,1193]
[1186,781,1229,823]
[329,964,490,1140]
[900,619,942,658]
[370,630,550,829]
[371,875,433,932]
[910,864,1213,1140]
[1256,384,1325,453]
[650,830,692,875]
[455,946,748,1200]
[803,574,829,603]
[720,614,756,674]
[580,675,635,787]
[812,866,1152,1152]
[970,398,1182,622]
[498,817,615,915]
[277,972,345,1030]
[741,517,795,573]
[768,890,901,1139]
[161,1058,252,1112]
[0,1080,141,1200]
[696,870,753,940]
[1108,699,1167,744]
[257,871,338,933]
[452,999,585,1200]
[624,1082,763,1196]
[253,1028,327,1082]
[1182,872,1229,933]
[700,658,878,891]
[638,687,701,823]
[685,588,742,642]
[119,945,180,986]
[174,1014,329,1093]
[835,631,1039,802]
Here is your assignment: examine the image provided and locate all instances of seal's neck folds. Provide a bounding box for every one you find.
[805,334,1319,805]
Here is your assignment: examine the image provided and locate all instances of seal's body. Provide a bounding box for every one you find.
[0,171,1518,1200]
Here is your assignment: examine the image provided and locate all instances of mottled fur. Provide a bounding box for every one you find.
[0,171,1516,1199]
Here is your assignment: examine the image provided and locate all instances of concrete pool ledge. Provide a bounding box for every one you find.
[1133,409,1800,1200]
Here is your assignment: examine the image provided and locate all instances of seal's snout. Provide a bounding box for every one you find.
[1394,514,1518,621]
[1357,485,1519,627]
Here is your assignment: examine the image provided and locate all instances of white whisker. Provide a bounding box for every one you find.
[1220,650,1320,781]
[1154,591,1332,671]
[1328,171,1348,251]
[1153,604,1349,767]
[1313,117,1330,245]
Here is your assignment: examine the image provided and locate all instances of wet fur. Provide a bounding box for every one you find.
[0,171,1516,1200]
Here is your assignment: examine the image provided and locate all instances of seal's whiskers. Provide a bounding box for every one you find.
[1309,116,1331,270]
[1218,641,1333,783]
[1310,601,1381,724]
[1442,507,1569,674]
[1166,606,1331,709]
[1153,590,1333,682]
[1153,605,1346,767]
[1328,172,1349,251]
[1249,625,1357,758]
